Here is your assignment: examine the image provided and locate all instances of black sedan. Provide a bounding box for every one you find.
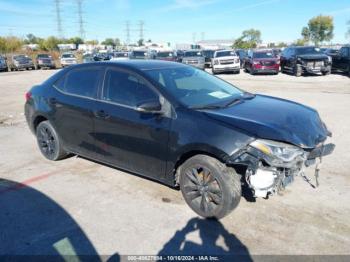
[25,60,334,218]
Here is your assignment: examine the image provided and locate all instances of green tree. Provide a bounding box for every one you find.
[101,38,120,47]
[233,29,262,49]
[305,15,334,45]
[67,37,84,46]
[293,38,307,46]
[0,36,23,53]
[137,38,144,46]
[277,42,288,48]
[85,40,99,45]
[40,36,60,51]
[301,26,310,42]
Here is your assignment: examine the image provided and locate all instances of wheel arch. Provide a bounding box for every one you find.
[172,145,231,186]
[32,114,48,132]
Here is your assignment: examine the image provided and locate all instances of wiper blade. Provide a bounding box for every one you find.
[190,104,224,110]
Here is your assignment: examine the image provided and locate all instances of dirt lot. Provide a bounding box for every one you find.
[0,69,349,258]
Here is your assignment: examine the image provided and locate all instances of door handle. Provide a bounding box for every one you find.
[94,110,110,119]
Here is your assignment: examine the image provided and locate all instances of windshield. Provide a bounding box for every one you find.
[216,51,236,57]
[253,52,275,59]
[14,55,26,60]
[115,52,128,57]
[202,50,214,58]
[144,66,242,108]
[296,47,322,55]
[62,54,75,58]
[38,54,49,58]
[157,52,174,58]
[184,51,203,57]
[133,51,146,57]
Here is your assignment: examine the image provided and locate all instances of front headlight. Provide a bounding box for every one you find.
[250,139,304,163]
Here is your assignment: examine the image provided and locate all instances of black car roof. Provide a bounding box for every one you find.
[80,60,186,71]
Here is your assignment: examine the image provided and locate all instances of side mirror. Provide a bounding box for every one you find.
[136,100,162,113]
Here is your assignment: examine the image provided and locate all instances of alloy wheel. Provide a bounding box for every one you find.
[182,166,222,214]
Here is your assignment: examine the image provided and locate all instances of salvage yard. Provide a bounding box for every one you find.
[1,69,350,257]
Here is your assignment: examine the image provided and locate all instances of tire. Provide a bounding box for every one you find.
[250,69,255,75]
[235,70,240,74]
[36,120,67,161]
[179,154,241,219]
[212,68,217,75]
[294,64,302,77]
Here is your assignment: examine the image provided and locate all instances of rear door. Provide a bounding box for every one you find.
[93,67,172,181]
[338,47,349,71]
[52,66,104,157]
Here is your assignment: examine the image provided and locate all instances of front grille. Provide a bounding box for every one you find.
[187,60,198,64]
[219,59,235,65]
[261,61,275,66]
[306,61,324,68]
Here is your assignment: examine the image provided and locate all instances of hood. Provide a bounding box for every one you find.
[202,94,330,148]
[217,56,238,60]
[183,56,204,60]
[297,54,328,60]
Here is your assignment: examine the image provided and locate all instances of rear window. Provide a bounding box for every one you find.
[38,54,49,58]
[215,51,236,57]
[54,67,103,98]
[253,52,275,59]
[133,51,147,57]
[156,52,174,58]
[62,54,75,58]
[184,51,203,57]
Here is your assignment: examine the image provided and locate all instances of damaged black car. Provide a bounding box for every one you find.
[280,46,332,76]
[24,60,335,219]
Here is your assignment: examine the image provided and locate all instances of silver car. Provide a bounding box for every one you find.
[182,50,205,69]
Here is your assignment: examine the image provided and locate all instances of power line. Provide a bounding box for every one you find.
[139,20,144,40]
[76,0,85,39]
[125,21,130,45]
[54,0,63,38]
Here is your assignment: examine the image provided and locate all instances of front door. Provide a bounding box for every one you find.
[93,67,172,181]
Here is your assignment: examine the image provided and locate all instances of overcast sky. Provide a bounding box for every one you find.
[0,0,349,44]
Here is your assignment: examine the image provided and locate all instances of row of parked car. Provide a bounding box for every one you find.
[2,45,349,77]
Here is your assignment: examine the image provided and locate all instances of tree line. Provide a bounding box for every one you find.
[0,34,122,53]
[233,15,349,49]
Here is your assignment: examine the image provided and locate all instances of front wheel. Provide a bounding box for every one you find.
[179,155,241,219]
[36,121,67,161]
[294,64,302,77]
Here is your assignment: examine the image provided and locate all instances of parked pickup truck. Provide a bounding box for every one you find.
[331,45,350,77]
[211,50,240,74]
[9,54,35,71]
[182,50,205,70]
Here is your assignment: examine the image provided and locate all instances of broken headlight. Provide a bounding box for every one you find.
[250,139,305,165]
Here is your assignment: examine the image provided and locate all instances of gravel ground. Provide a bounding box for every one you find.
[0,68,349,259]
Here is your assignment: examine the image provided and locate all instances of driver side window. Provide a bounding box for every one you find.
[103,69,159,107]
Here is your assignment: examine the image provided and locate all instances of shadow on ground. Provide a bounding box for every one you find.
[0,178,116,261]
[158,217,252,261]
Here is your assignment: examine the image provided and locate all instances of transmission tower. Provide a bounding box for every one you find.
[192,32,197,43]
[77,0,85,39]
[125,21,131,46]
[54,0,63,38]
[201,32,205,41]
[139,20,145,41]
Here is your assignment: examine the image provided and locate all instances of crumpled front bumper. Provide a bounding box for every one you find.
[228,143,335,198]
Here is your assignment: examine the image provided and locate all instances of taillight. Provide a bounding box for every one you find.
[25,92,32,101]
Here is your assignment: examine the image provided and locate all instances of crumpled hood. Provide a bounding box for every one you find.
[203,94,330,148]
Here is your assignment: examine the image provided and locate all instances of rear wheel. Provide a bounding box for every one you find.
[36,121,67,161]
[179,155,241,219]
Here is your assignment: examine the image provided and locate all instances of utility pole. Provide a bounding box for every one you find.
[125,21,131,46]
[54,0,63,38]
[77,0,85,39]
[201,32,205,41]
[192,32,197,43]
[139,20,144,41]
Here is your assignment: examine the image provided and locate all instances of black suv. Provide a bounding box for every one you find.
[280,46,331,76]
[25,61,334,219]
[331,45,350,77]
